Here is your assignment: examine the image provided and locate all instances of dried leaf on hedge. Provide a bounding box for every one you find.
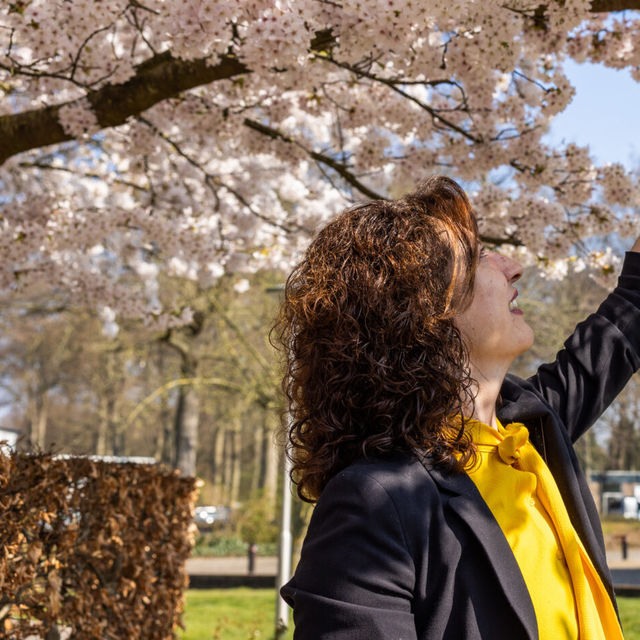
[0,450,198,639]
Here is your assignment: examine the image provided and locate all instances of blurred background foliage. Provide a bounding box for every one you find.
[1,260,638,553]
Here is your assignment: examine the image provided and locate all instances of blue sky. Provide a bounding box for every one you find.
[545,59,640,168]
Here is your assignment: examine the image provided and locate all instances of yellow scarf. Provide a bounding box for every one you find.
[464,419,623,640]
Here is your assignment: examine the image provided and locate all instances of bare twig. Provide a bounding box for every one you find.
[138,116,310,234]
[318,55,481,144]
[243,117,386,200]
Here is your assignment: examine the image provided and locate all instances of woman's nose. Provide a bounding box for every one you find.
[502,255,523,284]
[490,253,523,283]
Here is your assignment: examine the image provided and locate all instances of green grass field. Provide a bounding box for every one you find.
[179,589,293,640]
[621,596,640,638]
[179,589,640,640]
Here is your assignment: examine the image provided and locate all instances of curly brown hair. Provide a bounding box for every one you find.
[273,176,480,502]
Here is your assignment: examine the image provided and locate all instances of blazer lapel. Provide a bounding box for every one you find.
[422,460,539,640]
[498,386,614,603]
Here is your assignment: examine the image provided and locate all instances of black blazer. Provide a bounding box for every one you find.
[282,251,640,639]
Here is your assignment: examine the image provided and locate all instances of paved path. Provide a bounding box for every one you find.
[188,549,640,577]
[605,546,640,569]
[187,555,278,576]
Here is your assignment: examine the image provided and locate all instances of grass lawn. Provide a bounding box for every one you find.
[179,589,294,640]
[179,589,640,639]
[602,518,640,549]
[620,597,640,638]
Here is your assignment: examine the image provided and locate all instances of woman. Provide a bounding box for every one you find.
[274,176,640,639]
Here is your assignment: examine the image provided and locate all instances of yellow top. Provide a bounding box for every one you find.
[463,418,623,640]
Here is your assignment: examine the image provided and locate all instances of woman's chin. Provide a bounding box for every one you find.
[517,329,535,356]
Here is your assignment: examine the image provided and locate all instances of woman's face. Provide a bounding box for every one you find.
[454,249,534,369]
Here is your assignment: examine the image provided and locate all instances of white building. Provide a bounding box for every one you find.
[590,470,640,519]
[0,427,19,449]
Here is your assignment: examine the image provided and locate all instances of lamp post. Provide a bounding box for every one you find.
[266,285,293,638]
[275,444,293,638]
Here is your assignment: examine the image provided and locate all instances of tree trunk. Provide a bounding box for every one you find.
[96,395,108,456]
[175,383,200,476]
[221,428,231,504]
[98,351,124,457]
[25,397,35,449]
[166,325,202,477]
[607,414,634,470]
[250,418,262,494]
[154,346,174,465]
[212,426,225,488]
[172,349,200,476]
[159,393,173,465]
[34,393,48,449]
[26,389,49,451]
[620,414,635,469]
[262,411,279,507]
[108,396,123,456]
[230,426,242,507]
[159,403,173,465]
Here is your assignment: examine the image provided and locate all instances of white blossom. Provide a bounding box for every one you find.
[233,278,250,294]
[0,0,639,326]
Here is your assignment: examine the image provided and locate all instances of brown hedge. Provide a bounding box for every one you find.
[0,449,198,639]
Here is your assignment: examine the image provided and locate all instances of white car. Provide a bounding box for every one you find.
[194,505,231,530]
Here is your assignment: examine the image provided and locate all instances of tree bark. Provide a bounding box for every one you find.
[608,413,636,469]
[262,411,279,507]
[27,390,48,450]
[250,416,262,494]
[212,425,225,489]
[34,392,49,450]
[163,322,203,477]
[172,347,201,477]
[159,399,173,466]
[229,424,242,507]
[0,53,248,165]
[108,395,124,456]
[154,348,174,465]
[96,395,108,456]
[591,0,640,9]
[221,428,231,503]
[174,383,200,477]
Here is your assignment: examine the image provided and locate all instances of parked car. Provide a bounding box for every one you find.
[194,505,231,530]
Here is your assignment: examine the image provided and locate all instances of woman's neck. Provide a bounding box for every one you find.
[463,359,509,430]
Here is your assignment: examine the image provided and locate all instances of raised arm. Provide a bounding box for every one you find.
[527,242,640,442]
[281,468,418,640]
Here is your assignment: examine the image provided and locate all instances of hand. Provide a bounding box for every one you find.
[631,237,640,253]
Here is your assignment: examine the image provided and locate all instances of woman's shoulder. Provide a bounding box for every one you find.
[320,452,441,510]
[307,452,443,560]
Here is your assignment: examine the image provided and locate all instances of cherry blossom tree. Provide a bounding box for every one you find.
[2,0,640,331]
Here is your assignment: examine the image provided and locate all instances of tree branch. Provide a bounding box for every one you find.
[0,52,249,165]
[590,0,640,10]
[243,118,386,200]
[137,116,310,234]
[18,161,148,192]
[0,1,636,165]
[481,233,523,247]
[319,55,480,144]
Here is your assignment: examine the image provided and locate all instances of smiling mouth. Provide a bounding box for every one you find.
[509,292,523,314]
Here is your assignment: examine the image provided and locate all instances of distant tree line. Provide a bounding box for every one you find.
[0,269,286,511]
[3,259,640,524]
